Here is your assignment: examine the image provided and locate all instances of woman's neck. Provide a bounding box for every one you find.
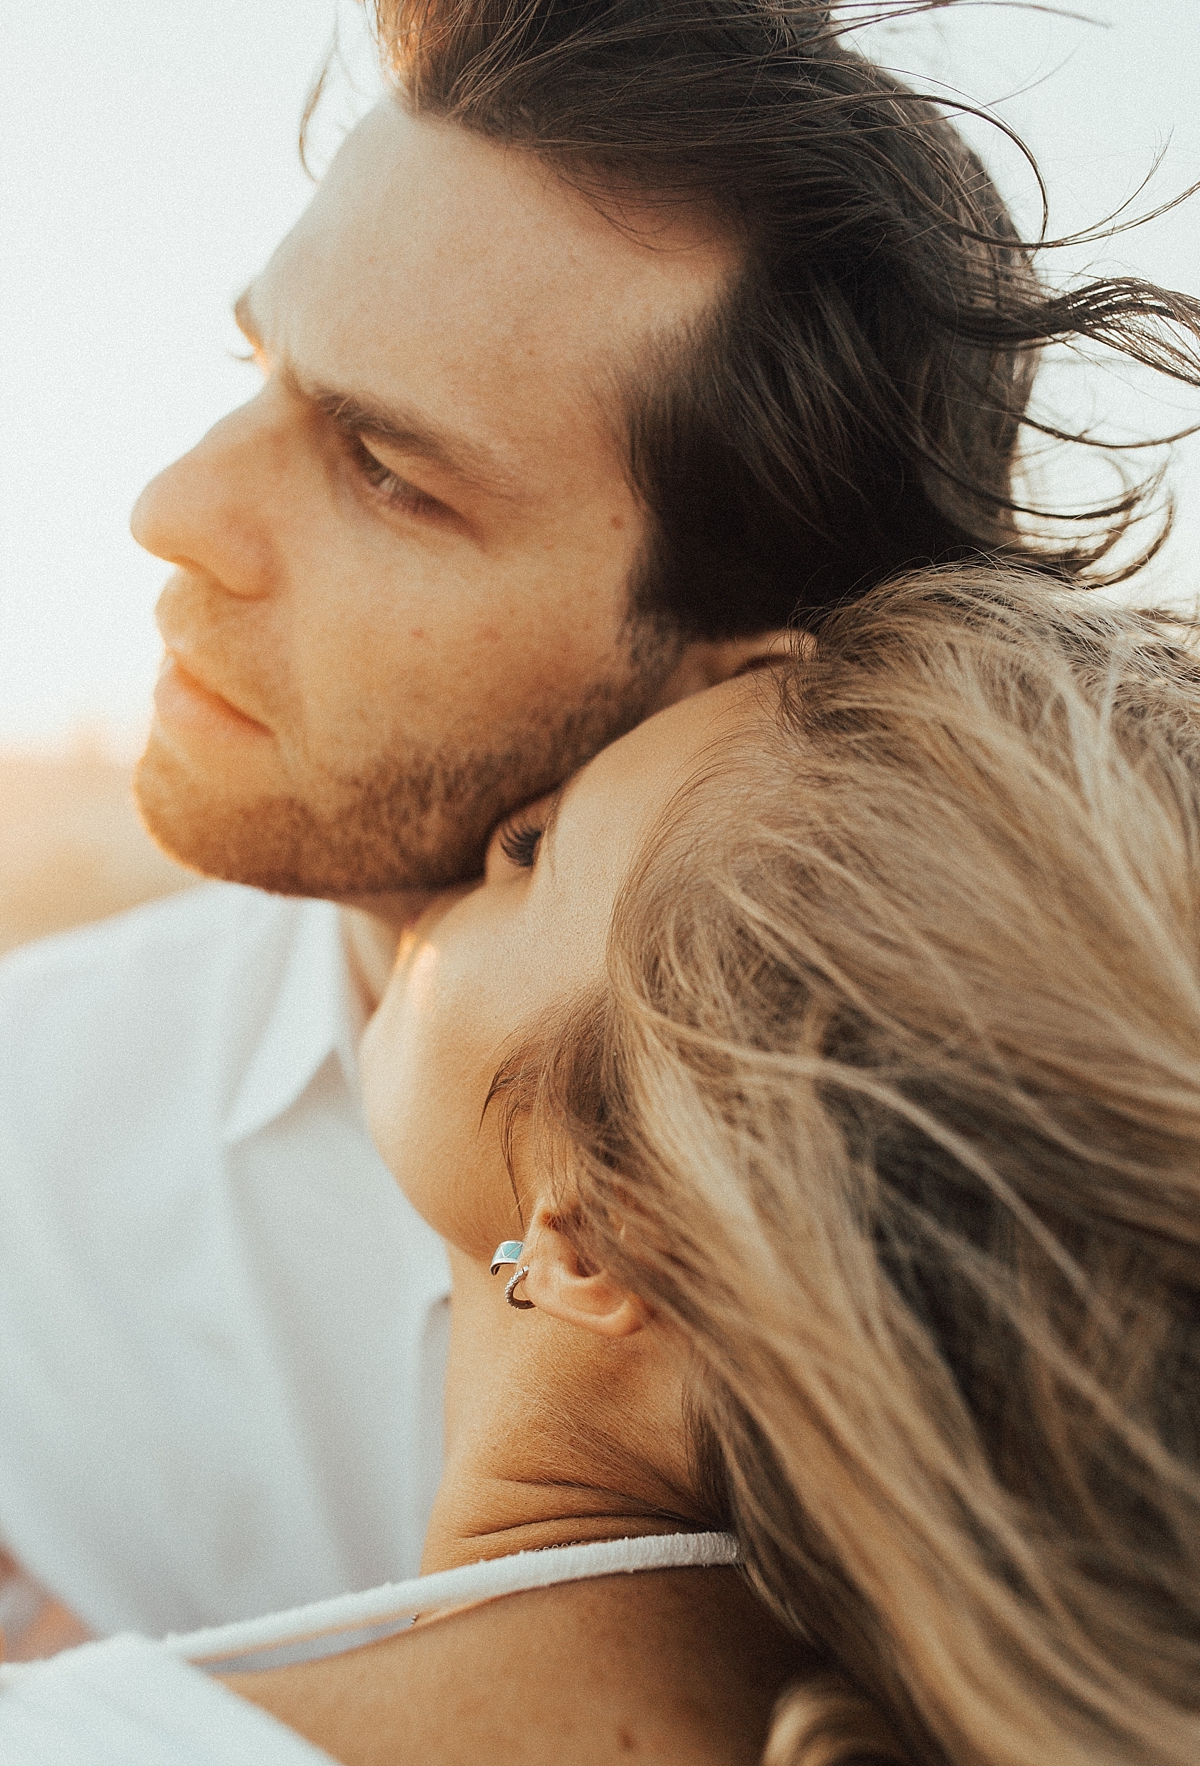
[227,1555,800,1766]
[224,1248,805,1765]
[420,1246,706,1573]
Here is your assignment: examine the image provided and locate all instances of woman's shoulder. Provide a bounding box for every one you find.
[0,1633,335,1766]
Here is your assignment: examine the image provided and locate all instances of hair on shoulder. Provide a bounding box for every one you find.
[500,564,1200,1764]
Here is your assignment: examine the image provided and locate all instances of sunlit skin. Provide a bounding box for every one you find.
[361,674,772,1550]
[219,677,797,1766]
[129,99,768,959]
[0,92,790,1674]
[36,90,799,1736]
[364,676,768,1263]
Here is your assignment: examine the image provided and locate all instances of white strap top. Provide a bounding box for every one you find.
[0,1533,739,1765]
[163,1528,740,1673]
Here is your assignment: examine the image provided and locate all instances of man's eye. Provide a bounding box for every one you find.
[351,437,445,518]
[498,820,544,870]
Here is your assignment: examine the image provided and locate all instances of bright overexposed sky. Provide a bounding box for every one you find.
[2,0,1199,751]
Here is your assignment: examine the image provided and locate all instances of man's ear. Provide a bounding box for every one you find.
[521,1202,647,1339]
[651,628,807,711]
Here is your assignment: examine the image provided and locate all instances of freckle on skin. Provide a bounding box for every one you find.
[617,1728,636,1752]
[610,514,624,529]
[409,628,427,640]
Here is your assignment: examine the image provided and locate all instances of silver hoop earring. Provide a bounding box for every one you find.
[490,1240,524,1276]
[505,1267,534,1310]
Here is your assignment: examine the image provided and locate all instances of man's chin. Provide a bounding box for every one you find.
[135,744,319,896]
[132,734,476,901]
[134,660,659,903]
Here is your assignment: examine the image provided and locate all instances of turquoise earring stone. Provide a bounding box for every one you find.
[489,1240,524,1275]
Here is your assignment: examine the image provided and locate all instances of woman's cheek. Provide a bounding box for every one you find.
[363,891,539,1242]
[392,959,512,1238]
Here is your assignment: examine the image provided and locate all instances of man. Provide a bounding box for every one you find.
[0,0,1146,1644]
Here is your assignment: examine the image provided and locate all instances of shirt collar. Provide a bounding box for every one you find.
[223,899,364,1146]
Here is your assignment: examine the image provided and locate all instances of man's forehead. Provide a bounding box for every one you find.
[248,101,736,481]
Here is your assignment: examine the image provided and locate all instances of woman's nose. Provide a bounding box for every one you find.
[129,395,280,598]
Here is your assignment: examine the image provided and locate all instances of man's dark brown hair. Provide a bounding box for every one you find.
[371,0,1200,636]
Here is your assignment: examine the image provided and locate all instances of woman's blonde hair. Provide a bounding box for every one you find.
[507,567,1200,1765]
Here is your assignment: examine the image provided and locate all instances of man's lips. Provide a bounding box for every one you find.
[153,655,271,740]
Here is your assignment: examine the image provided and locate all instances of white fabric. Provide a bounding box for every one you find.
[0,884,451,1639]
[167,1529,741,1672]
[0,1636,337,1766]
[0,1534,738,1764]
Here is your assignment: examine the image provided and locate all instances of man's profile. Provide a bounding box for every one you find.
[132,102,740,909]
[0,0,1194,1645]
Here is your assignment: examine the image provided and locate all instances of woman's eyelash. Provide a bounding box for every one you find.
[498,820,544,870]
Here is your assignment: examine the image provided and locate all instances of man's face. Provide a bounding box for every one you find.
[132,101,735,902]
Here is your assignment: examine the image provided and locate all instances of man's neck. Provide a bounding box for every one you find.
[339,906,404,1017]
[339,879,474,1013]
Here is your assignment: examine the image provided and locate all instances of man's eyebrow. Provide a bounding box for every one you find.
[231,288,517,499]
[305,382,519,497]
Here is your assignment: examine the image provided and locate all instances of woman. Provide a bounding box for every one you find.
[4,566,1200,1763]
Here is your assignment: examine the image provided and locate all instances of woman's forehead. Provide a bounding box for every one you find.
[575,672,776,811]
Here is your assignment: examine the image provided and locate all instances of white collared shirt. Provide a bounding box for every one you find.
[0,883,451,1638]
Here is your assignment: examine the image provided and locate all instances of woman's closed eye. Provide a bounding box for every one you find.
[498,817,544,871]
[492,784,565,877]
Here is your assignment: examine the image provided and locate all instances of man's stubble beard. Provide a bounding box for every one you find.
[135,623,682,898]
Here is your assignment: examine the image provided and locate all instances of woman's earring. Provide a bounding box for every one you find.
[490,1242,535,1310]
[505,1266,534,1310]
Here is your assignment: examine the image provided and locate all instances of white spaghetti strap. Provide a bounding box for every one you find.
[163,1531,739,1672]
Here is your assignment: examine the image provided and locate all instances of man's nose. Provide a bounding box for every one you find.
[129,397,280,599]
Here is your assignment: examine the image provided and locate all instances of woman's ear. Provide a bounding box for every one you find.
[521,1201,647,1339]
